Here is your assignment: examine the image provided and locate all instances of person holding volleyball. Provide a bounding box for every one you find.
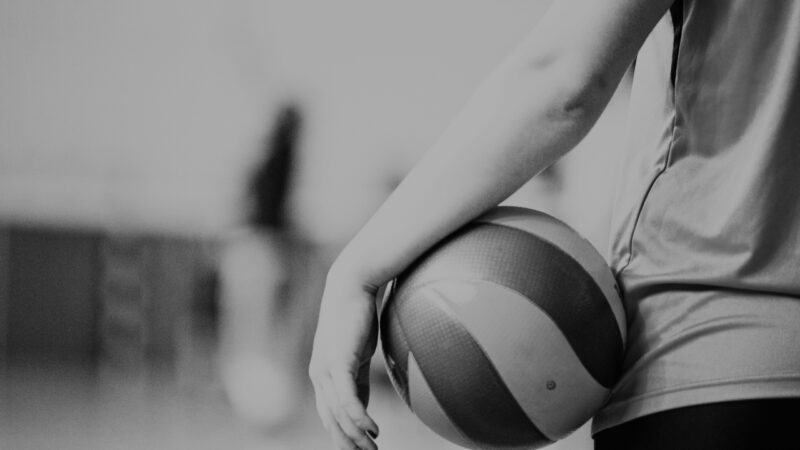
[309,1,800,449]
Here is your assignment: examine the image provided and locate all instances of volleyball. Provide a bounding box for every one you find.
[379,206,626,449]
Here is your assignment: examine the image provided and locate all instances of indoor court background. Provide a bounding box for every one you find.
[0,1,630,449]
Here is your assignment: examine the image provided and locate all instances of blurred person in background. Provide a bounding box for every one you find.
[218,103,323,431]
[308,1,800,449]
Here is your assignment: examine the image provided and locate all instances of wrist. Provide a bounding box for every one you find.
[327,252,381,297]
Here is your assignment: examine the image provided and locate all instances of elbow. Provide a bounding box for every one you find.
[510,52,614,124]
[546,68,612,126]
[558,72,610,120]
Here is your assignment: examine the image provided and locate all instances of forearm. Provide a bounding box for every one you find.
[333,50,620,291]
[311,3,677,448]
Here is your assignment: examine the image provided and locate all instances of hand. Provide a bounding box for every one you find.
[309,266,381,450]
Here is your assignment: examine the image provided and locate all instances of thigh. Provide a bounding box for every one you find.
[593,399,800,450]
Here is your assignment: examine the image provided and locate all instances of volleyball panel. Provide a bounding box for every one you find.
[393,284,551,448]
[476,206,626,341]
[394,221,624,387]
[406,354,477,449]
[424,279,610,440]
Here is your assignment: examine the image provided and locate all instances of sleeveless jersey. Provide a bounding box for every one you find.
[594,0,800,433]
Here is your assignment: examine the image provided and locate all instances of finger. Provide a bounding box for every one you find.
[322,374,378,450]
[332,368,380,438]
[313,381,332,431]
[321,405,359,450]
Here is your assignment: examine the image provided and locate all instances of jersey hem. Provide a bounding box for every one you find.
[590,374,800,435]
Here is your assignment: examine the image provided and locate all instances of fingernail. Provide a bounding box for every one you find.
[367,430,378,439]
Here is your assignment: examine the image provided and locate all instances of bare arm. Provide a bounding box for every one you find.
[310,1,675,449]
[334,0,672,286]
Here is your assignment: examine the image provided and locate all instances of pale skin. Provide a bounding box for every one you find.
[308,0,675,448]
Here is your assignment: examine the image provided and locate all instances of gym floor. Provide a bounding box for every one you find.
[1,358,593,450]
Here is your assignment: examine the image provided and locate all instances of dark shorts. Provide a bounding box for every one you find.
[593,399,800,450]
